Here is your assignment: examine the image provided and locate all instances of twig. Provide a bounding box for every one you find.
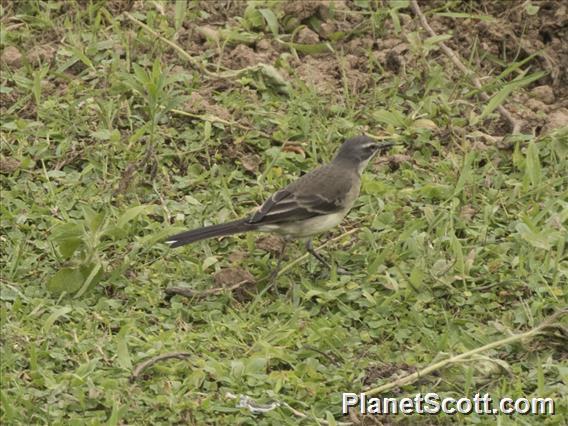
[130,351,192,382]
[124,12,215,77]
[165,278,253,300]
[302,345,342,366]
[54,146,85,170]
[364,308,567,396]
[410,0,522,134]
[171,109,275,140]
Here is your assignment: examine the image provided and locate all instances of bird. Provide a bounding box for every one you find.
[166,135,395,278]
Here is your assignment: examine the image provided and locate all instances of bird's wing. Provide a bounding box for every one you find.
[247,165,353,226]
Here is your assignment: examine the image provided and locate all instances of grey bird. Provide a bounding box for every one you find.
[166,135,394,276]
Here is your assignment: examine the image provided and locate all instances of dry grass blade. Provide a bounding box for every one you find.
[364,308,567,396]
[130,352,192,382]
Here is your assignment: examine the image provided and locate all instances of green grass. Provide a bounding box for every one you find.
[1,1,567,424]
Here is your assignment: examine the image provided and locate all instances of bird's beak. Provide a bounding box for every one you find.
[374,141,396,152]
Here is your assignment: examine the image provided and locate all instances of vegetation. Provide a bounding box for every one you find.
[1,1,566,424]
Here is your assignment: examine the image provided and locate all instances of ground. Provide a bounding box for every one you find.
[1,1,567,425]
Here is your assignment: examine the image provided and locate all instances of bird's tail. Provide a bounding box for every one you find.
[165,218,255,248]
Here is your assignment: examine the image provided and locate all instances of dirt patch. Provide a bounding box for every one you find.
[1,46,22,68]
[439,1,567,91]
[226,44,266,69]
[362,362,416,387]
[296,27,320,44]
[281,1,328,22]
[542,108,568,133]
[228,250,247,263]
[27,44,57,65]
[255,235,285,255]
[126,1,568,139]
[214,267,255,287]
[0,156,21,174]
[238,152,261,173]
[294,49,378,96]
[105,0,134,14]
[530,85,555,105]
[213,267,256,302]
[433,1,567,134]
[183,90,232,121]
[294,55,340,94]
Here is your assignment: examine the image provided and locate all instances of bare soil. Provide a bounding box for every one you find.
[170,0,567,137]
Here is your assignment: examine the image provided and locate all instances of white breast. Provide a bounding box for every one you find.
[258,211,347,238]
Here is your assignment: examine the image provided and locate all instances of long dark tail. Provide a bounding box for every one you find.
[165,218,256,248]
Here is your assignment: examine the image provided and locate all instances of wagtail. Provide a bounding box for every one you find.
[166,135,394,276]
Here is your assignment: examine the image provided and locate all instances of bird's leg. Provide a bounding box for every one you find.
[305,239,331,269]
[305,239,350,275]
[267,238,289,290]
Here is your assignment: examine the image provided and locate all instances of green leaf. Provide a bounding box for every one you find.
[245,357,267,375]
[453,152,474,197]
[412,118,438,130]
[418,184,453,200]
[257,64,290,94]
[43,306,73,332]
[259,9,279,35]
[361,290,377,305]
[105,204,156,239]
[47,267,84,296]
[0,391,16,422]
[389,9,401,33]
[424,34,453,46]
[372,109,408,128]
[92,129,120,141]
[116,324,132,369]
[450,233,465,276]
[116,205,158,229]
[50,223,84,259]
[409,263,424,288]
[515,223,551,250]
[219,29,259,45]
[283,41,333,55]
[524,1,539,15]
[74,262,103,298]
[480,85,515,120]
[525,141,542,187]
[434,12,494,21]
[69,46,94,70]
[363,179,389,195]
[58,239,82,259]
[51,222,83,241]
[304,289,325,300]
[174,0,187,31]
[202,256,218,271]
[83,205,105,233]
[481,71,546,119]
[244,3,264,29]
[230,360,245,378]
[389,0,409,9]
[107,400,124,426]
[354,0,370,8]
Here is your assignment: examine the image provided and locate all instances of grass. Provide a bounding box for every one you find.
[1,1,567,424]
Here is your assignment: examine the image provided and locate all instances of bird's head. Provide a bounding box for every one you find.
[334,135,395,172]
